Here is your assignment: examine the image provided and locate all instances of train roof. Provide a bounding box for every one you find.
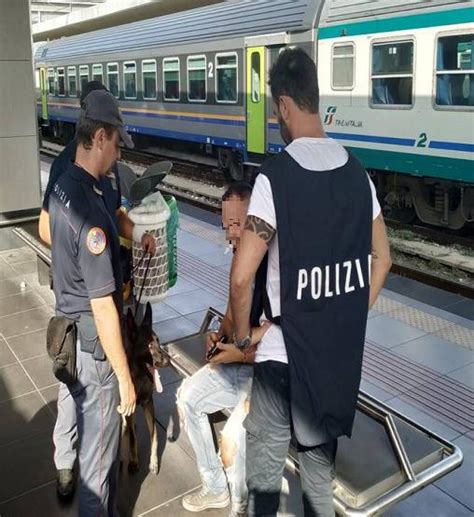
[35,0,321,64]
[320,0,471,26]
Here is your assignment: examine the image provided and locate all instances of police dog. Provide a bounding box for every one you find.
[122,302,170,475]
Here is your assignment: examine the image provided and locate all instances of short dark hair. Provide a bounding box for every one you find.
[222,181,253,202]
[76,114,117,150]
[269,47,319,113]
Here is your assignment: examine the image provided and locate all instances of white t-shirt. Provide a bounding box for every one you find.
[248,138,381,364]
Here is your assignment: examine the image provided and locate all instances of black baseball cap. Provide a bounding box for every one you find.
[82,90,134,149]
[80,80,107,105]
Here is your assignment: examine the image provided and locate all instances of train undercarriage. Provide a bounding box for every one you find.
[373,171,474,231]
[43,121,473,231]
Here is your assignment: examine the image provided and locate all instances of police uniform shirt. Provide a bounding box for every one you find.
[49,162,123,321]
[248,138,381,364]
[43,138,122,221]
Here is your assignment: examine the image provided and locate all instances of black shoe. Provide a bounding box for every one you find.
[56,469,75,501]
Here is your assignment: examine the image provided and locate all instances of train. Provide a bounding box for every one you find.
[34,0,473,230]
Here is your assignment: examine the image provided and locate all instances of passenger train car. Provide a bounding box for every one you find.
[35,0,473,229]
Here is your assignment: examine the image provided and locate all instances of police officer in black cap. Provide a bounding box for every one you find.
[40,83,155,500]
[48,90,141,516]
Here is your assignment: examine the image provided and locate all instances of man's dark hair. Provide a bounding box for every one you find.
[269,47,319,113]
[76,114,117,150]
[222,181,253,201]
[79,81,108,107]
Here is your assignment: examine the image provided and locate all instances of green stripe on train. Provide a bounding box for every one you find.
[318,7,473,40]
[347,147,474,183]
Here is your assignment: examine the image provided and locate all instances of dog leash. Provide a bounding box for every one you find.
[134,249,152,317]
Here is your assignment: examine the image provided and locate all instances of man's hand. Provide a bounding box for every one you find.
[141,233,156,255]
[209,343,244,364]
[205,314,234,353]
[209,322,271,365]
[117,374,136,417]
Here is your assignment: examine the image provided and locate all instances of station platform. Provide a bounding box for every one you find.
[0,171,473,515]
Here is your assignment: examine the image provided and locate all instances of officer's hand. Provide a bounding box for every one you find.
[117,375,136,417]
[141,233,156,255]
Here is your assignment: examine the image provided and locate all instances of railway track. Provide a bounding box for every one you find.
[40,141,473,299]
[386,219,474,250]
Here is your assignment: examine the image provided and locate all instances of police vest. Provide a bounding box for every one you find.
[260,150,372,447]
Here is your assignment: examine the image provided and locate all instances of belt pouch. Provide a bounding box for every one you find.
[46,316,77,385]
[78,314,106,361]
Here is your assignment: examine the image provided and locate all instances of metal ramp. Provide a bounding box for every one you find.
[163,308,463,516]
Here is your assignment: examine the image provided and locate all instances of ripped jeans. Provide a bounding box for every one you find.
[177,363,253,511]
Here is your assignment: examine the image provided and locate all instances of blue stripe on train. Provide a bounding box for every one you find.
[429,141,474,153]
[48,103,245,127]
[121,110,245,127]
[126,124,246,149]
[47,110,473,155]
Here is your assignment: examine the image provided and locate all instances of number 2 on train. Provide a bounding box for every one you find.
[416,133,428,148]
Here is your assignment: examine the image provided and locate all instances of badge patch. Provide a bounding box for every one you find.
[87,227,107,255]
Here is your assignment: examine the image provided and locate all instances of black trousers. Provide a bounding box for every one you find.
[244,361,337,517]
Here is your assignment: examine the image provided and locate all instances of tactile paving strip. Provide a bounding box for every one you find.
[389,306,454,333]
[178,249,229,300]
[180,215,224,246]
[364,339,474,435]
[433,324,474,351]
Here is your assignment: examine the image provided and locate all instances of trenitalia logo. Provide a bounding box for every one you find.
[324,106,337,125]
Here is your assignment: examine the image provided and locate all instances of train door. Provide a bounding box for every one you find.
[39,68,48,121]
[246,47,265,154]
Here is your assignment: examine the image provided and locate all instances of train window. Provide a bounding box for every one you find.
[371,41,413,107]
[47,68,55,95]
[92,64,103,84]
[57,68,65,96]
[79,65,89,93]
[435,34,474,108]
[124,61,137,99]
[67,66,77,97]
[251,52,261,103]
[188,55,207,102]
[107,63,119,98]
[332,44,354,89]
[142,60,157,100]
[163,58,180,101]
[216,52,238,103]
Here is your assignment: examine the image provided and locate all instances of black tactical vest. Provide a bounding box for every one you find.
[258,149,373,447]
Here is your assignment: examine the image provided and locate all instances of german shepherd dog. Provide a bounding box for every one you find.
[122,302,170,475]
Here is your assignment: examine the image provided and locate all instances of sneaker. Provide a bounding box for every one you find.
[56,469,75,501]
[182,486,230,512]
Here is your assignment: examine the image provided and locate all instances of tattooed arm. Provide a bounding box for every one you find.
[230,215,276,341]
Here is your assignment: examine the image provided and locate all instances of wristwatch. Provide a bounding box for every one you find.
[234,329,252,350]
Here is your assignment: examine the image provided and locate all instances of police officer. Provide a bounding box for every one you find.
[230,48,392,516]
[48,90,139,516]
[39,84,155,500]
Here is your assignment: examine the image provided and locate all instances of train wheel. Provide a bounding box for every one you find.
[219,149,244,182]
[383,206,417,224]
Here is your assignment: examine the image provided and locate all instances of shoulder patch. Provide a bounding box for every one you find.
[86,227,107,255]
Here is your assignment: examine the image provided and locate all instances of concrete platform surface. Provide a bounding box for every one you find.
[0,204,472,515]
